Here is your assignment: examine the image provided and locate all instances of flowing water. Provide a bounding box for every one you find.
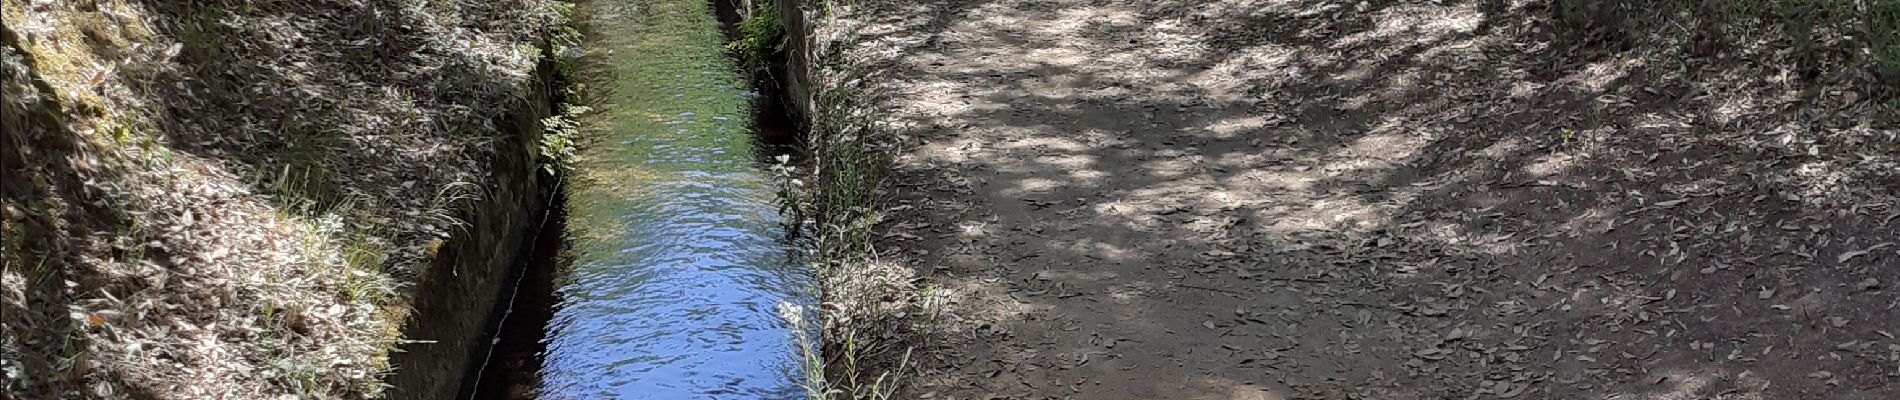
[471,0,810,398]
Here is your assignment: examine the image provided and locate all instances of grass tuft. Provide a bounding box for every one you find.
[783,2,929,397]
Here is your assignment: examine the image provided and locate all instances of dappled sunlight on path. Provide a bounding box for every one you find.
[836,0,1900,398]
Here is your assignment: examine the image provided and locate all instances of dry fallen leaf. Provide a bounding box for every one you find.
[1839,243,1893,263]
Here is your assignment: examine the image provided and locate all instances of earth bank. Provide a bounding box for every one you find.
[3,0,565,398]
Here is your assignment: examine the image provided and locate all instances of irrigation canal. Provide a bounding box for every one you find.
[470,0,812,398]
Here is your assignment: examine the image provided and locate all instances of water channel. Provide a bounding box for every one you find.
[470,0,811,398]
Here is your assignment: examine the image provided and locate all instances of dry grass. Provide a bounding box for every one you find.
[2,0,556,398]
[779,1,934,398]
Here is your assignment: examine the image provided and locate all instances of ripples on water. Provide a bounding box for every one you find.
[473,0,810,398]
[541,174,806,399]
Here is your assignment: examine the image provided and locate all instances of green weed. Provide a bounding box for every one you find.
[172,5,229,66]
[795,46,917,400]
[538,104,592,175]
[426,181,482,239]
[729,1,785,74]
[538,1,590,176]
[278,122,341,209]
[1870,0,1900,90]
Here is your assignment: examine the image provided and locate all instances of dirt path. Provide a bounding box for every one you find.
[841,0,1899,399]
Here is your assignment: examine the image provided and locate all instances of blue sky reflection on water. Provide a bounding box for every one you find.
[536,0,808,398]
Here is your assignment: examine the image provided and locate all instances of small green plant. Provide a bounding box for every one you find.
[550,1,587,78]
[832,331,912,400]
[729,2,785,74]
[173,5,230,65]
[1870,0,1900,90]
[120,213,146,264]
[780,302,828,399]
[770,153,804,218]
[538,103,592,175]
[795,64,919,400]
[537,1,591,176]
[338,230,392,303]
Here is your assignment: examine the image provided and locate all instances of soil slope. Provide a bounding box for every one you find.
[3,0,553,398]
[836,0,1900,398]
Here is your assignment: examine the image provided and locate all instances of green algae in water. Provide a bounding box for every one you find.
[569,0,754,243]
[536,0,808,397]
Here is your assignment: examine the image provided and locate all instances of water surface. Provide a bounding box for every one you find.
[476,0,810,398]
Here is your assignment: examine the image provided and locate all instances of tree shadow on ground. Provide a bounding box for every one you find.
[2,41,142,397]
[846,0,1898,398]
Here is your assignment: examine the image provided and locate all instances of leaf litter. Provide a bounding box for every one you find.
[827,0,1896,399]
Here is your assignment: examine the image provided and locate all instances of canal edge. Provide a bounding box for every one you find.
[750,1,933,398]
